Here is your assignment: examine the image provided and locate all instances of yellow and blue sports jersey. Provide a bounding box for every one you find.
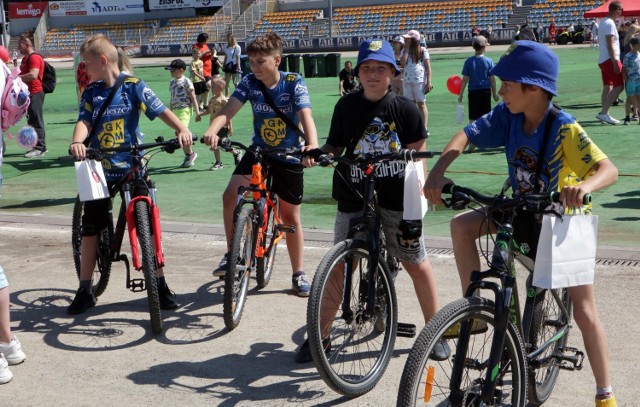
[231,72,312,149]
[78,74,167,182]
[464,102,607,198]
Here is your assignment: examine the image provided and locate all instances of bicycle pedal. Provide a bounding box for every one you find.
[128,278,145,292]
[397,322,417,338]
[557,346,584,371]
[276,224,296,233]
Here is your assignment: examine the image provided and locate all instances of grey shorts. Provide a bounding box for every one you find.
[0,264,8,289]
[334,209,427,265]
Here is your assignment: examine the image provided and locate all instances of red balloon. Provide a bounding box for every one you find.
[446,75,462,95]
[0,46,9,63]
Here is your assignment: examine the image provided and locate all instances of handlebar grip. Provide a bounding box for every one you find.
[549,191,592,205]
[442,183,455,195]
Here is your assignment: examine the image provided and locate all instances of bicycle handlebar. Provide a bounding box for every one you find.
[73,136,198,160]
[315,149,435,168]
[442,183,591,212]
[200,137,303,165]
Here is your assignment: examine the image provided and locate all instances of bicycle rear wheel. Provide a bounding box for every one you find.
[72,196,111,297]
[224,206,255,330]
[526,275,573,405]
[397,297,527,406]
[256,201,279,289]
[307,239,397,397]
[135,200,162,334]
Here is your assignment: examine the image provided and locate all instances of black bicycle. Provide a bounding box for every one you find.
[397,184,588,406]
[306,149,434,397]
[71,136,195,334]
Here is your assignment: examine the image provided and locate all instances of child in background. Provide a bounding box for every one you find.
[390,36,404,96]
[425,41,618,407]
[458,35,499,151]
[401,29,432,133]
[191,48,209,110]
[196,77,242,170]
[166,58,200,168]
[622,36,640,124]
[68,34,193,315]
[458,35,499,123]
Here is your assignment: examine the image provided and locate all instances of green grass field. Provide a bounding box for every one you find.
[1,46,638,246]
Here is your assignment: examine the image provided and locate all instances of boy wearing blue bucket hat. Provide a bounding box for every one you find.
[296,39,447,363]
[424,40,618,406]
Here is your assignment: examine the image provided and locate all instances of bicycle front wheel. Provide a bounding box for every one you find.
[397,297,527,407]
[135,200,162,334]
[256,201,279,289]
[307,239,397,397]
[526,274,573,406]
[224,206,255,331]
[72,196,111,297]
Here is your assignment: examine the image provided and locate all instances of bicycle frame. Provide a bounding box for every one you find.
[445,185,581,404]
[233,155,285,264]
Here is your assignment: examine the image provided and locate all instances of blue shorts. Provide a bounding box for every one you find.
[625,80,640,96]
[0,264,8,289]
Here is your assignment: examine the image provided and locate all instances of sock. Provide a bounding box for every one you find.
[596,386,613,399]
[79,280,92,291]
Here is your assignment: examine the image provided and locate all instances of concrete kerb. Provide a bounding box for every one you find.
[1,211,638,262]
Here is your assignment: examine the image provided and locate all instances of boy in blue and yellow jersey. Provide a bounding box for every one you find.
[425,41,618,407]
[203,32,319,297]
[68,34,193,315]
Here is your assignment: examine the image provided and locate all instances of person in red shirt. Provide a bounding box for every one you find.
[18,36,47,158]
[193,33,213,106]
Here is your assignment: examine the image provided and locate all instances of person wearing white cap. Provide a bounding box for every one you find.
[400,29,432,133]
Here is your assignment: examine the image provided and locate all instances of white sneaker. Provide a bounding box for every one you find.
[0,354,12,384]
[0,336,26,365]
[596,113,620,125]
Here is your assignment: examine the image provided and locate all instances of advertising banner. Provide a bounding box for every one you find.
[48,0,143,17]
[9,2,48,19]
[148,0,195,10]
[48,1,86,16]
[194,0,224,7]
[86,0,143,16]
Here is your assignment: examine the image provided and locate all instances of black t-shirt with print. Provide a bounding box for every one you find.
[327,90,427,212]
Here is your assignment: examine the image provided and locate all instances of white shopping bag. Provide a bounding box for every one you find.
[532,214,598,289]
[403,160,429,220]
[456,104,464,124]
[75,159,110,202]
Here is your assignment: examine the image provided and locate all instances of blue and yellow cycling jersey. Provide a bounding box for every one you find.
[464,102,608,200]
[232,71,312,149]
[78,74,167,182]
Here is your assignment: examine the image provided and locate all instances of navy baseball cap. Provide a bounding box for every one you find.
[354,39,400,77]
[490,40,559,95]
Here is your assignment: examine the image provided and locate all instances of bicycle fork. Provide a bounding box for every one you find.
[123,183,165,272]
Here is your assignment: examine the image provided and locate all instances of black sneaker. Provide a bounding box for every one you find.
[292,271,311,297]
[67,287,96,315]
[295,337,331,363]
[159,283,178,310]
[233,151,243,165]
[429,338,452,361]
[213,253,229,277]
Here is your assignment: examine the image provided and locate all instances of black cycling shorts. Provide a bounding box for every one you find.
[468,89,493,121]
[232,151,304,205]
[81,179,150,236]
[492,208,543,261]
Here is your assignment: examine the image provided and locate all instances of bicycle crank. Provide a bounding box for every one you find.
[275,224,296,233]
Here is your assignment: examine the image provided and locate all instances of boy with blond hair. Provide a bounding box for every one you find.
[68,34,193,314]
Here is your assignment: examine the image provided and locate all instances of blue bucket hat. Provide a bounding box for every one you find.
[490,40,559,95]
[354,39,400,77]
